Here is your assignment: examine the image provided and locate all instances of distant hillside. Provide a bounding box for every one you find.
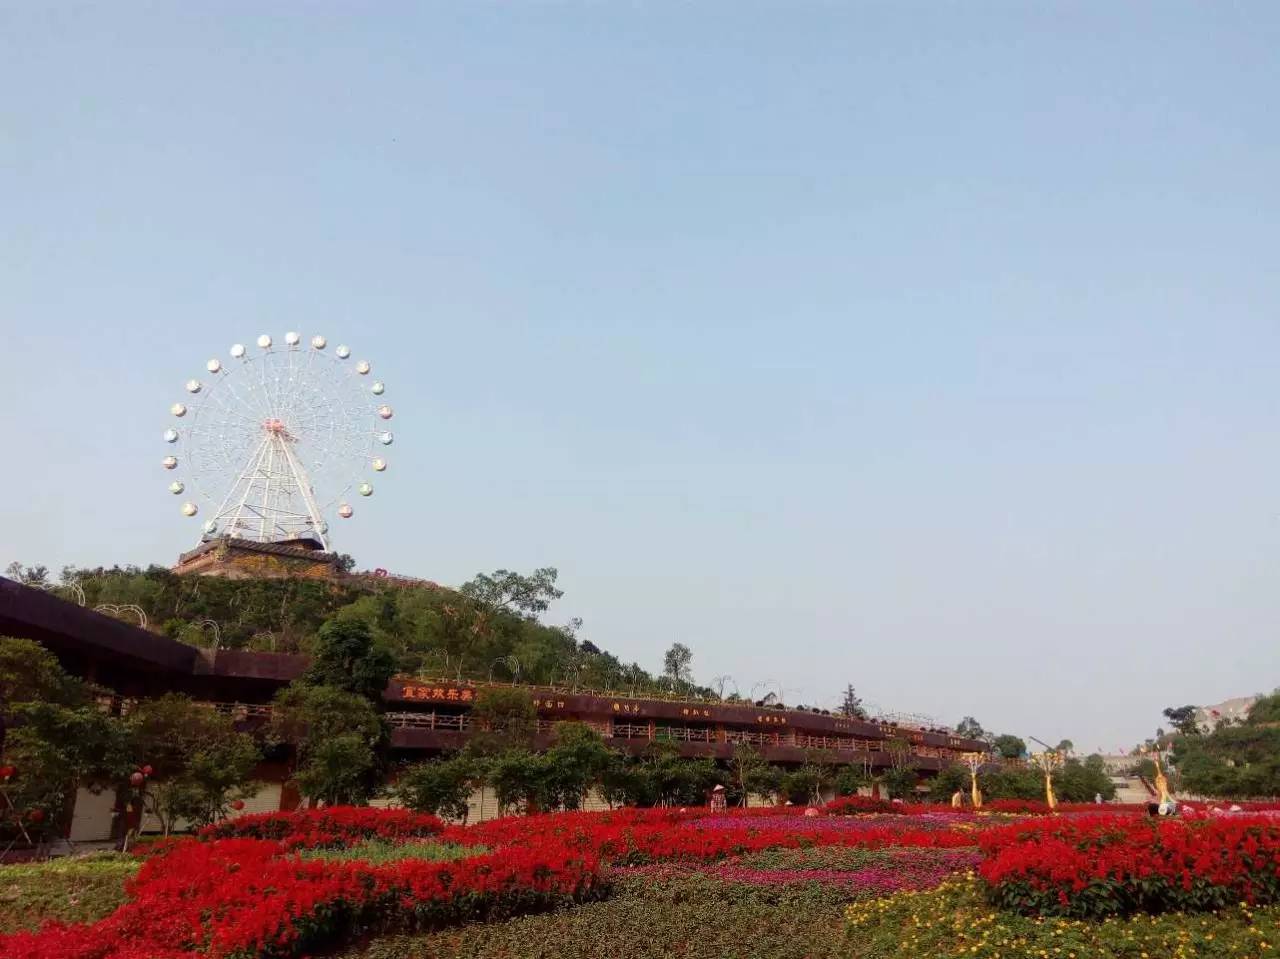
[1195,696,1259,730]
[10,562,679,695]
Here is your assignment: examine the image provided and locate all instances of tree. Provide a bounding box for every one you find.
[878,736,918,799]
[662,643,693,687]
[0,638,131,838]
[598,754,649,809]
[781,766,820,805]
[126,694,260,832]
[541,723,616,810]
[302,618,395,701]
[834,764,871,797]
[742,761,784,806]
[293,735,379,807]
[839,685,867,720]
[459,567,563,620]
[727,744,786,806]
[728,744,769,806]
[486,749,547,814]
[1248,691,1280,725]
[993,735,1026,760]
[879,766,919,800]
[1054,739,1074,756]
[394,755,477,821]
[1163,705,1202,737]
[270,685,386,806]
[4,563,49,586]
[467,687,538,754]
[955,717,986,740]
[925,764,970,803]
[640,742,721,806]
[0,636,77,706]
[1056,755,1116,802]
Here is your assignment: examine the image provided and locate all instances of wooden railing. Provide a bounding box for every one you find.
[209,701,987,764]
[397,676,957,738]
[212,702,273,720]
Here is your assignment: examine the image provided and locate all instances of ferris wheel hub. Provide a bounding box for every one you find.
[262,418,292,438]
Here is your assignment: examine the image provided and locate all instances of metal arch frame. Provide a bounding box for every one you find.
[94,604,148,629]
[168,336,392,549]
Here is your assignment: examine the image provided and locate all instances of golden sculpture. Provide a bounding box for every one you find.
[1031,750,1063,812]
[1151,749,1172,806]
[961,752,984,809]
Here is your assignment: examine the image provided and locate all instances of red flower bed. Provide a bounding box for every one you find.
[820,797,1156,817]
[978,813,1280,917]
[200,806,444,847]
[454,807,977,866]
[0,835,600,959]
[982,799,1151,815]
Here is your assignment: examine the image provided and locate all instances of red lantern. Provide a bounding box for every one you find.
[28,809,45,824]
[141,764,154,777]
[230,799,245,811]
[0,765,15,780]
[129,771,145,787]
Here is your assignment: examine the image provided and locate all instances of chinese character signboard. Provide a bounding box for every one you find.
[399,685,474,703]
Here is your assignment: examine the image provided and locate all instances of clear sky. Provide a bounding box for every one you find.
[2,3,1277,751]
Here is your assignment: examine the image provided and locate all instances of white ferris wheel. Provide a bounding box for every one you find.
[161,333,394,551]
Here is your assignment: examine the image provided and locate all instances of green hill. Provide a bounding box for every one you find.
[15,562,675,694]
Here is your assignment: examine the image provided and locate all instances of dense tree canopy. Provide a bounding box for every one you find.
[301,618,396,700]
[0,638,256,838]
[927,756,1115,804]
[992,735,1027,760]
[126,694,260,832]
[1163,704,1202,737]
[955,717,986,740]
[24,563,687,696]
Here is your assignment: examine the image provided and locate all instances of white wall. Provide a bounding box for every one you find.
[69,786,117,842]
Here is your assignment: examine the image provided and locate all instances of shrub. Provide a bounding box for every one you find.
[823,796,897,815]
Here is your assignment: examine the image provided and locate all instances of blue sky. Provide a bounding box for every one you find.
[2,3,1277,750]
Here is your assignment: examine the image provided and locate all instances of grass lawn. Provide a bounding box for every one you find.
[0,854,139,935]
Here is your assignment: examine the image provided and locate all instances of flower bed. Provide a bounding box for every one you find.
[625,846,979,896]
[822,795,898,815]
[848,872,1280,959]
[200,807,444,848]
[0,805,994,958]
[455,808,979,867]
[0,836,600,959]
[978,812,1280,917]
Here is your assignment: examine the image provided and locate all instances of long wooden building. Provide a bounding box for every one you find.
[1,578,989,836]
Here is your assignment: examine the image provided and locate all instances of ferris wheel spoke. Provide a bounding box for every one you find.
[215,366,272,426]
